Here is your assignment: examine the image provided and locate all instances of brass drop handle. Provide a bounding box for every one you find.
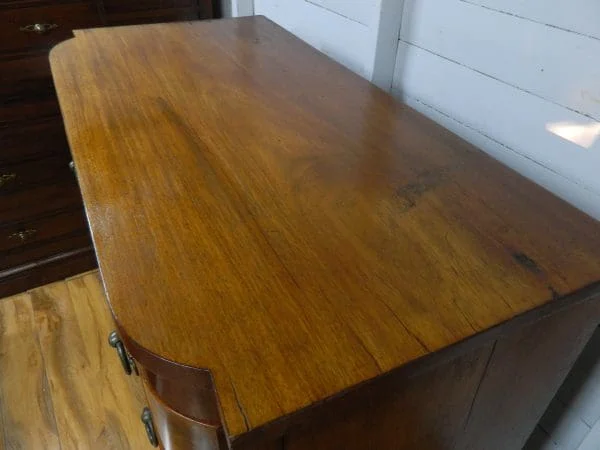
[108,331,137,375]
[0,173,17,188]
[69,161,77,179]
[8,229,37,242]
[141,407,159,447]
[19,23,58,34]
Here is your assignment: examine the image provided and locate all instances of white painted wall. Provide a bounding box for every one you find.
[391,0,600,220]
[253,0,403,86]
[254,0,374,77]
[221,0,254,17]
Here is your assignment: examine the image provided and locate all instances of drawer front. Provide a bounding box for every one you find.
[142,377,226,450]
[0,117,70,164]
[0,2,101,54]
[0,154,72,194]
[0,208,88,253]
[0,51,50,84]
[103,0,204,25]
[0,73,59,123]
[0,221,91,270]
[0,181,82,224]
[105,7,200,25]
[102,0,196,14]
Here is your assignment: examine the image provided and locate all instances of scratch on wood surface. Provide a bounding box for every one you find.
[395,170,447,211]
[229,378,250,432]
[463,340,497,430]
[346,326,383,372]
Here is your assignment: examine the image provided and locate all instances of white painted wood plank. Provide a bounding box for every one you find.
[370,0,404,90]
[223,0,254,17]
[305,0,377,26]
[393,92,600,220]
[579,417,600,450]
[467,0,600,41]
[255,0,372,77]
[539,400,591,450]
[400,0,600,121]
[392,41,600,216]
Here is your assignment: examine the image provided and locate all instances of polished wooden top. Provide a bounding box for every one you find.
[50,16,600,439]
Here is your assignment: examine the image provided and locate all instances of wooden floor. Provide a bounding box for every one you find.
[4,271,600,450]
[0,271,152,449]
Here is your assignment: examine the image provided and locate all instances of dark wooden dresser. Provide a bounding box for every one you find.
[51,17,600,450]
[0,0,217,298]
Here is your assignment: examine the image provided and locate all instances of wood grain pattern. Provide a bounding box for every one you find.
[50,16,600,441]
[234,299,600,450]
[0,272,156,448]
[0,292,60,449]
[0,0,217,297]
[281,344,493,450]
[31,273,151,449]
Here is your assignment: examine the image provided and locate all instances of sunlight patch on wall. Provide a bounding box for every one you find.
[546,121,600,149]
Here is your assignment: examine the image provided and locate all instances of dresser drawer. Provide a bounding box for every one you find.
[0,76,59,123]
[0,154,71,194]
[103,0,202,25]
[105,7,200,25]
[0,117,70,164]
[103,0,196,14]
[142,376,226,450]
[0,181,82,224]
[0,209,89,265]
[0,51,50,84]
[0,2,101,54]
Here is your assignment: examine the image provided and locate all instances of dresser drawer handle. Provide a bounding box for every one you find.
[0,173,17,188]
[8,229,37,242]
[141,407,159,447]
[69,161,77,179]
[108,331,137,375]
[19,23,58,34]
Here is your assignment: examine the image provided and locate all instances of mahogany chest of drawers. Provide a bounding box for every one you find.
[0,0,218,297]
[51,17,600,450]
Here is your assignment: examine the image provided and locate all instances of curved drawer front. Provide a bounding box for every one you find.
[143,376,227,450]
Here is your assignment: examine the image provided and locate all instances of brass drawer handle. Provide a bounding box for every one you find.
[8,229,37,242]
[0,173,17,188]
[141,407,159,447]
[108,331,137,375]
[19,23,58,34]
[69,161,77,179]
